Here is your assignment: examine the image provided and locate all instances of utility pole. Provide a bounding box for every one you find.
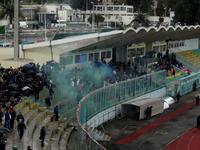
[91,2,95,32]
[14,0,19,61]
[44,13,47,41]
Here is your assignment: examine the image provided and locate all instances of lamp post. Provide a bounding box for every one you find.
[14,0,19,61]
[91,2,95,32]
[44,13,47,41]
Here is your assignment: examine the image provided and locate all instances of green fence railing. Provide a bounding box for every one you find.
[78,70,166,124]
[179,72,200,95]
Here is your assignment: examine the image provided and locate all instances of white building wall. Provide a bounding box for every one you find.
[0,20,9,26]
[148,16,171,25]
[169,38,199,53]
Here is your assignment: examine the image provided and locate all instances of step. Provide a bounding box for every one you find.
[23,111,47,149]
[32,115,52,150]
[50,122,68,150]
[44,121,60,150]
[59,127,74,150]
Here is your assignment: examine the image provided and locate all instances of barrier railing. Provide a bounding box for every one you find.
[179,72,200,95]
[76,70,166,149]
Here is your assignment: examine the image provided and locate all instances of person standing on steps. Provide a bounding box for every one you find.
[40,126,46,147]
[4,109,11,130]
[54,105,59,121]
[17,119,26,139]
[17,112,25,123]
[0,132,6,150]
[27,145,32,150]
[10,107,16,130]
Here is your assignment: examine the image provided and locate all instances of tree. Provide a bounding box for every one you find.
[0,0,14,24]
[88,14,105,27]
[156,0,165,16]
[134,13,150,27]
[139,0,153,14]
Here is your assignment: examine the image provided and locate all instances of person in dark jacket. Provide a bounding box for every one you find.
[54,105,59,121]
[176,92,181,103]
[0,132,6,150]
[4,110,11,129]
[17,120,26,139]
[196,96,200,105]
[40,126,46,147]
[17,112,25,123]
[197,115,200,128]
[10,109,16,130]
[27,145,32,150]
[193,82,197,91]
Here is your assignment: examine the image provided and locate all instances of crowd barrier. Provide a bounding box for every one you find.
[77,70,166,150]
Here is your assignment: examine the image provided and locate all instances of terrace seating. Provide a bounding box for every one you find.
[5,99,75,150]
[177,49,200,70]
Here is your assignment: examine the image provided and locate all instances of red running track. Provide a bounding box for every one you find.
[164,128,200,150]
[115,101,195,145]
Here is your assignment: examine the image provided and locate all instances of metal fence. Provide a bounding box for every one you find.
[76,70,166,150]
[179,72,200,95]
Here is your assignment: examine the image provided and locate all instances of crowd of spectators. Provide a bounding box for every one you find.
[151,50,191,76]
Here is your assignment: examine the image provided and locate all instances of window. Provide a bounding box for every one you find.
[121,7,126,11]
[153,46,159,52]
[127,8,133,13]
[66,56,73,64]
[80,54,87,63]
[97,7,102,11]
[106,51,111,58]
[101,51,111,59]
[75,54,87,63]
[163,45,167,51]
[75,55,80,63]
[94,53,99,61]
[89,53,94,61]
[114,7,119,11]
[60,55,73,65]
[128,48,137,57]
[101,51,106,59]
[137,48,144,55]
[107,7,113,11]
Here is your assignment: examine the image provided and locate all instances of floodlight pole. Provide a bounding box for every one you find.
[14,0,20,61]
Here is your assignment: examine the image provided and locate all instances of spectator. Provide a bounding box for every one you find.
[196,96,200,105]
[4,109,11,129]
[10,107,16,130]
[39,126,46,147]
[27,145,32,150]
[17,120,26,139]
[17,112,25,123]
[176,92,181,103]
[193,82,197,91]
[54,105,59,121]
[197,115,200,128]
[0,132,6,150]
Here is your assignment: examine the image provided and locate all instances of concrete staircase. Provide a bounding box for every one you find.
[6,99,75,150]
[84,125,111,142]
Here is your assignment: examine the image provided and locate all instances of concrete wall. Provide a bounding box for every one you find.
[86,87,166,128]
[22,31,122,65]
